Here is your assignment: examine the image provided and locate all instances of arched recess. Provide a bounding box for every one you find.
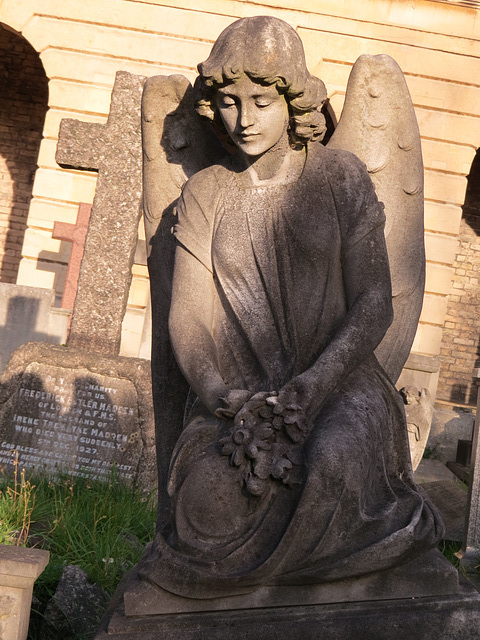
[437,148,480,407]
[0,22,48,283]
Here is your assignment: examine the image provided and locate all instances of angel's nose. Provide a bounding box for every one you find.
[239,102,254,128]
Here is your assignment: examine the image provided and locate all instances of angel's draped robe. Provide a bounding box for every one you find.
[142,144,444,598]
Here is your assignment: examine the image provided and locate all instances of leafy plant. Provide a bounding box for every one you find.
[0,454,36,545]
[0,467,156,639]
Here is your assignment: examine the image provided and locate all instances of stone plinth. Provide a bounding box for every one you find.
[0,545,49,640]
[95,563,480,640]
[124,549,459,616]
[0,342,156,492]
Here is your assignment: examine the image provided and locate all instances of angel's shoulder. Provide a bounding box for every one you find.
[181,160,231,199]
[311,144,370,185]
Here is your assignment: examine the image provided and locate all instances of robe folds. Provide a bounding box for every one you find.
[141,143,444,599]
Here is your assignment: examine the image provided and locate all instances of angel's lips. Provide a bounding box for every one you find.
[237,133,259,141]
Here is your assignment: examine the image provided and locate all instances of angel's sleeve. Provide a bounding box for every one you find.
[174,175,215,274]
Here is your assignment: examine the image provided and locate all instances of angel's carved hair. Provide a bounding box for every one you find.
[195,16,328,146]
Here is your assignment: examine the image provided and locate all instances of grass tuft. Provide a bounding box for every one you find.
[0,463,156,639]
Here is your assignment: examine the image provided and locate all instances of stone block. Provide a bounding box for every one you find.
[127,277,149,309]
[48,79,114,117]
[419,293,448,326]
[327,91,346,122]
[407,75,480,117]
[120,307,149,359]
[0,343,155,491]
[424,170,467,207]
[416,108,480,147]
[43,108,106,140]
[299,25,480,87]
[95,559,480,640]
[0,545,49,640]
[27,199,80,232]
[124,549,459,617]
[0,282,68,373]
[425,232,458,266]
[425,263,454,296]
[412,323,443,356]
[16,258,67,295]
[397,352,440,400]
[422,139,475,176]
[32,167,97,204]
[0,0,33,32]
[41,49,175,87]
[27,16,211,72]
[22,227,71,263]
[424,202,462,235]
[312,61,350,92]
[36,138,64,171]
[429,405,475,463]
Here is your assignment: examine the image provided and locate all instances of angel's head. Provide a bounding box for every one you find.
[195,16,327,153]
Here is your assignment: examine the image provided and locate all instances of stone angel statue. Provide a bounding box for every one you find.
[138,16,444,603]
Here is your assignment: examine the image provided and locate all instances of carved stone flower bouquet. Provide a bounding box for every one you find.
[217,391,308,496]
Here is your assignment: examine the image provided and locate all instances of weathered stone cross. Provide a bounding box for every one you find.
[56,71,145,355]
[52,202,92,311]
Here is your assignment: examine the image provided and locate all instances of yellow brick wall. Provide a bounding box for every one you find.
[0,0,479,372]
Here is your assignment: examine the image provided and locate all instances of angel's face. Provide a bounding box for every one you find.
[216,75,289,157]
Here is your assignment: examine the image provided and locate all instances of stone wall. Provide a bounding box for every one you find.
[437,150,480,406]
[0,25,47,284]
[0,0,479,384]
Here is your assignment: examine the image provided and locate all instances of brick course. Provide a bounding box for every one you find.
[0,25,47,283]
[437,149,480,405]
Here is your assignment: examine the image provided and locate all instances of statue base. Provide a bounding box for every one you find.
[95,549,480,639]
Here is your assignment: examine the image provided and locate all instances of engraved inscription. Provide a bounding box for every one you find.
[0,363,142,483]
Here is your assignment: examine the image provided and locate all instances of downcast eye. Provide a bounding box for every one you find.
[219,97,236,108]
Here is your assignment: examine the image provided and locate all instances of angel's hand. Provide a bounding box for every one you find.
[232,391,276,429]
[214,389,253,420]
[267,387,309,444]
[276,371,328,427]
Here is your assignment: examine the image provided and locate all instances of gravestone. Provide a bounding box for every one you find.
[56,71,145,355]
[0,283,69,373]
[0,343,153,486]
[0,72,155,491]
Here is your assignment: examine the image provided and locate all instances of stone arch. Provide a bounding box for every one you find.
[437,148,480,407]
[0,23,48,283]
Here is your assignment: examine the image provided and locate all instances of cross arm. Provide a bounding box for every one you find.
[56,120,106,171]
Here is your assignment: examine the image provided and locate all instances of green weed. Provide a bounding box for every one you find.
[0,467,156,639]
[0,454,36,545]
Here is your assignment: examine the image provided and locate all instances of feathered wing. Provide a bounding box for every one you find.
[142,75,224,530]
[328,54,425,384]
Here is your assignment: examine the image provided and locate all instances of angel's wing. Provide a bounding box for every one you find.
[142,75,224,530]
[328,54,425,384]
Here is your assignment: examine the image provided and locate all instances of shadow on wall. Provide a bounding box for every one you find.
[0,23,48,284]
[0,289,68,373]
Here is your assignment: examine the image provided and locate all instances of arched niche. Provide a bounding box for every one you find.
[437,148,480,407]
[0,23,48,283]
